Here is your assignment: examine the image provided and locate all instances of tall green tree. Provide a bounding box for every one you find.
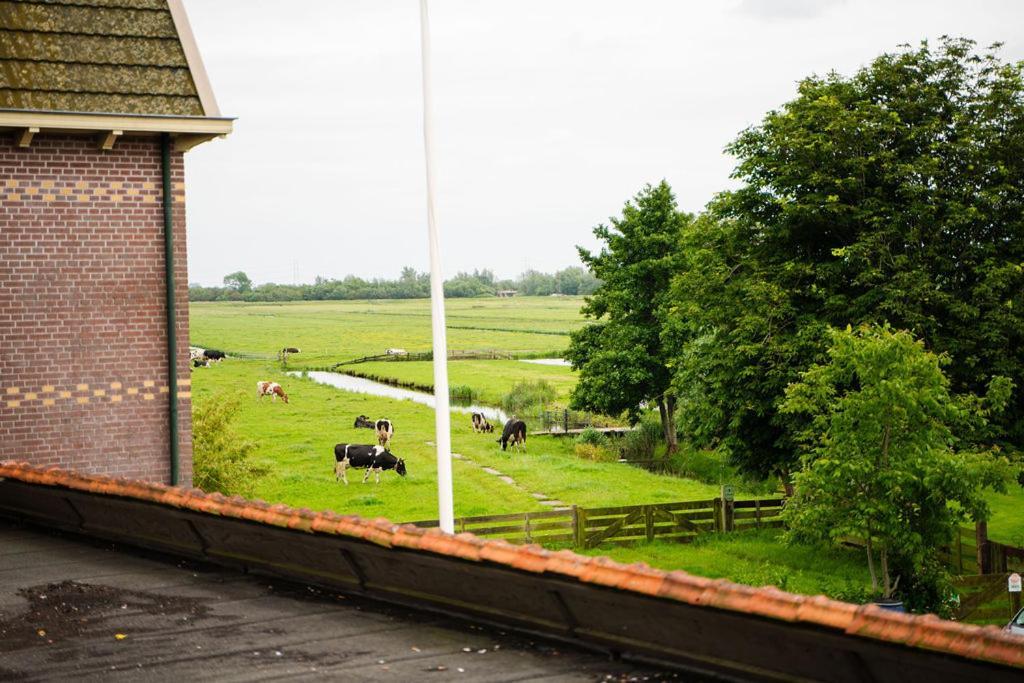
[568,181,689,452]
[780,325,1012,605]
[670,37,1024,479]
[222,270,252,293]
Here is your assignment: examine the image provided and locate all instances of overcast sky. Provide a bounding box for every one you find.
[181,0,1024,286]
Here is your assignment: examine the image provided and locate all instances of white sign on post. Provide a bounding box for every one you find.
[1009,573,1022,593]
[721,485,735,503]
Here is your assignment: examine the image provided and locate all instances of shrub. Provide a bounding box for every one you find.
[449,384,476,403]
[192,393,267,497]
[574,427,609,448]
[501,379,557,415]
[574,443,617,462]
[621,418,662,461]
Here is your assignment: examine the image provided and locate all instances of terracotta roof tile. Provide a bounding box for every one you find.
[1,460,1021,670]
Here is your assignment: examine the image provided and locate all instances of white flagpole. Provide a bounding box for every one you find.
[419,0,455,534]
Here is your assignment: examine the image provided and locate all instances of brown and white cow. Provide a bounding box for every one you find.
[471,413,493,433]
[375,419,394,448]
[256,380,289,403]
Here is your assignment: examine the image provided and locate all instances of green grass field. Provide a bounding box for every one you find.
[188,296,1024,607]
[581,531,873,601]
[190,297,585,366]
[350,359,577,406]
[192,359,738,519]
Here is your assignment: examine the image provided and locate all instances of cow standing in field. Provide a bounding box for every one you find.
[203,349,226,362]
[334,444,407,484]
[256,380,289,403]
[498,419,527,452]
[375,419,394,448]
[471,413,493,433]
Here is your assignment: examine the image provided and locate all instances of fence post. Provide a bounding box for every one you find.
[524,512,532,544]
[644,505,654,543]
[956,527,963,574]
[977,520,991,574]
[576,507,588,549]
[571,506,580,548]
[754,500,761,530]
[713,498,723,533]
[563,409,569,434]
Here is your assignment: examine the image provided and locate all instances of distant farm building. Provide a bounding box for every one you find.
[496,289,518,297]
[0,0,232,485]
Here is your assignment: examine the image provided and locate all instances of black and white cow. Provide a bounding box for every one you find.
[333,444,406,484]
[353,415,375,429]
[375,419,394,448]
[203,349,226,362]
[471,413,493,433]
[497,419,527,452]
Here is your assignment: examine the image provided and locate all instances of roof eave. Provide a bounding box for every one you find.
[0,109,233,151]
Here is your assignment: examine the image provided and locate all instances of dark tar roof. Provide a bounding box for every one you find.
[0,518,674,681]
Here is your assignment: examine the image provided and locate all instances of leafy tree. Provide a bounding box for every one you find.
[554,266,601,295]
[192,393,267,496]
[222,270,253,293]
[670,37,1024,480]
[444,271,495,297]
[780,325,1012,605]
[517,269,556,296]
[568,181,689,451]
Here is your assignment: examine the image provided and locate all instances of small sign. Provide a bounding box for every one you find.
[721,485,735,503]
[1010,573,1022,593]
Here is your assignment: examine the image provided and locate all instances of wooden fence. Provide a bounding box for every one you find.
[952,573,1019,624]
[411,497,786,549]
[988,538,1024,574]
[938,525,981,575]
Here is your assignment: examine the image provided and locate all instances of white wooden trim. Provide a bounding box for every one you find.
[0,111,232,136]
[167,0,222,117]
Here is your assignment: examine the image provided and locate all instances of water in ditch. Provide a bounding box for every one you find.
[295,371,509,423]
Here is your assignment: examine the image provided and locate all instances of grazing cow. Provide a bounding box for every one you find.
[256,380,289,403]
[192,357,210,369]
[385,348,407,356]
[353,414,375,429]
[471,413,493,433]
[333,444,407,484]
[375,419,394,448]
[189,347,205,362]
[278,347,301,362]
[497,419,527,452]
[203,349,226,362]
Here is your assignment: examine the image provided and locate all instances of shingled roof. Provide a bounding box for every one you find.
[0,0,230,148]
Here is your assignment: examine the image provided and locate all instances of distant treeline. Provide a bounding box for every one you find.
[189,266,600,302]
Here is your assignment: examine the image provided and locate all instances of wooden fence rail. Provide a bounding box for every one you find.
[952,573,1019,623]
[410,497,786,550]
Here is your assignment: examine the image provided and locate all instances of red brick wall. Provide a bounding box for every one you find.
[0,134,192,485]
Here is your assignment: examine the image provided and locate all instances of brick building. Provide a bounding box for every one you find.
[0,0,232,484]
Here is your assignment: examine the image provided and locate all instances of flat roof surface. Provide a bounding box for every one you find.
[0,519,676,681]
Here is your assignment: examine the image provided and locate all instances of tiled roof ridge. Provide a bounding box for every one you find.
[1,460,1021,669]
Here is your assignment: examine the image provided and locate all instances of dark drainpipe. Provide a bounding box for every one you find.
[161,133,180,485]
